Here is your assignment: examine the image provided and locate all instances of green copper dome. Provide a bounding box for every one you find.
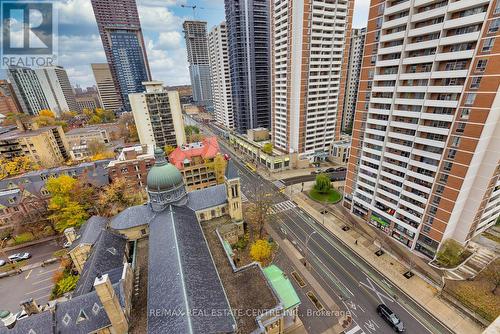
[147,148,184,192]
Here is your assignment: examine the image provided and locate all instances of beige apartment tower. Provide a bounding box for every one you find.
[91,63,122,112]
[344,0,500,258]
[271,0,354,160]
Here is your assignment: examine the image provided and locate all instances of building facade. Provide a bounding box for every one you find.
[225,0,272,133]
[271,0,354,160]
[344,0,500,258]
[129,81,186,149]
[106,145,155,188]
[91,63,122,112]
[7,66,50,116]
[168,137,225,191]
[91,0,151,112]
[183,20,213,109]
[0,80,22,115]
[209,22,234,129]
[343,27,366,133]
[35,66,78,116]
[0,124,70,168]
[75,90,102,111]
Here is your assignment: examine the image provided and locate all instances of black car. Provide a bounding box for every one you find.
[324,167,336,173]
[377,304,405,332]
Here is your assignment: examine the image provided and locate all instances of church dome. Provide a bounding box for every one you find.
[146,147,187,212]
[147,148,183,191]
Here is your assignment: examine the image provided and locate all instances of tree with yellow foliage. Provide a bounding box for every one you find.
[0,156,39,180]
[96,178,146,217]
[46,175,89,232]
[38,110,55,118]
[250,239,272,263]
[164,144,176,156]
[91,151,115,161]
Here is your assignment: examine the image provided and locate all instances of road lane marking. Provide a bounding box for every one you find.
[26,285,52,295]
[25,269,33,280]
[360,277,395,304]
[37,268,58,276]
[32,277,52,285]
[345,324,363,334]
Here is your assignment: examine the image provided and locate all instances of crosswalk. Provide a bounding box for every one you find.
[345,324,364,334]
[268,200,296,214]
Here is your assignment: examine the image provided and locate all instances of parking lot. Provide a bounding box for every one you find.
[0,262,59,313]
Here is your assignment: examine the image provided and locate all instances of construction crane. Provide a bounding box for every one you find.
[180,4,203,19]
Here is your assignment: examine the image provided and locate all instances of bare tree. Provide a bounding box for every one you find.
[245,182,273,240]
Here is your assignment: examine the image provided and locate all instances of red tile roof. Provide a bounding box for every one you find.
[168,136,220,169]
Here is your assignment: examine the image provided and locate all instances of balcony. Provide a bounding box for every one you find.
[382,16,409,30]
[397,85,427,93]
[380,31,406,43]
[392,109,421,118]
[426,85,464,94]
[408,22,442,37]
[402,54,436,65]
[391,120,419,131]
[394,98,425,106]
[376,58,401,67]
[399,72,431,80]
[431,69,468,79]
[443,12,487,30]
[385,0,410,15]
[439,31,481,46]
[447,0,490,13]
[417,124,450,136]
[405,39,439,51]
[411,6,447,23]
[435,50,475,62]
[414,136,446,149]
[378,45,404,55]
[424,99,459,109]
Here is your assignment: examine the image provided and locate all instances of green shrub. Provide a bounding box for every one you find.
[12,232,34,245]
[436,239,466,267]
[51,274,79,299]
[233,233,249,251]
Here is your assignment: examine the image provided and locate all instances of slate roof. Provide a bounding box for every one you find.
[224,160,239,180]
[186,184,227,211]
[0,188,22,207]
[110,204,157,230]
[0,282,124,334]
[147,205,236,334]
[73,230,127,297]
[71,216,108,248]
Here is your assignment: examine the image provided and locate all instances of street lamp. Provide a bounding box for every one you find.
[304,230,318,268]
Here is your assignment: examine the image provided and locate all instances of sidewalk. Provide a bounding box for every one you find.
[292,193,484,334]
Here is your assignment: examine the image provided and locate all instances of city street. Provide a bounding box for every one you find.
[208,126,453,334]
[0,262,58,313]
[4,238,62,265]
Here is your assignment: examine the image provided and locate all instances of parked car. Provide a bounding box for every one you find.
[335,166,347,172]
[324,167,336,173]
[377,304,405,332]
[311,168,324,175]
[63,241,72,248]
[8,252,31,262]
[0,259,5,267]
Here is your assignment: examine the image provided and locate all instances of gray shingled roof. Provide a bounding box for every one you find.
[225,160,239,180]
[0,188,22,207]
[70,216,108,250]
[73,230,127,297]
[110,204,157,230]
[186,184,228,212]
[0,311,53,334]
[147,205,236,334]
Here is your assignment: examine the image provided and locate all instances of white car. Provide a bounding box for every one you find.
[8,252,31,261]
[0,259,5,267]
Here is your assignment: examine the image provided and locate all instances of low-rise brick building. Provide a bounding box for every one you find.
[106,145,155,188]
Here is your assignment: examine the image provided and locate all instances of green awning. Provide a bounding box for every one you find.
[371,215,389,227]
[223,240,234,257]
[263,265,301,310]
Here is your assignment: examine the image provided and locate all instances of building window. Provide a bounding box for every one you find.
[436,184,445,194]
[423,225,431,233]
[443,161,453,172]
[456,122,466,133]
[460,108,470,120]
[482,38,495,52]
[200,213,205,220]
[464,93,476,106]
[470,77,482,89]
[475,59,487,72]
[489,18,500,33]
[447,149,457,159]
[451,136,461,147]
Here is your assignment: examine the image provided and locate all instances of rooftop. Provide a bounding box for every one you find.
[168,136,220,169]
[65,126,106,136]
[262,265,301,310]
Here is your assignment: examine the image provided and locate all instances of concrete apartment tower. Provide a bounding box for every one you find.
[91,0,151,112]
[35,66,78,116]
[91,63,122,112]
[209,22,234,129]
[225,0,272,133]
[129,81,186,149]
[271,0,354,160]
[0,80,22,115]
[7,66,77,117]
[344,0,500,259]
[343,27,366,133]
[183,20,213,110]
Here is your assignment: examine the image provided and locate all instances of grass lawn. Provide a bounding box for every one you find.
[0,260,27,273]
[446,259,500,322]
[309,188,342,203]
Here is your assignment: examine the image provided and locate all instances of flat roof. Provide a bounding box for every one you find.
[263,265,301,310]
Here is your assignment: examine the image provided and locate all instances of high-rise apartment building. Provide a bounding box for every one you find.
[343,27,366,133]
[91,0,151,112]
[129,81,186,149]
[344,0,500,258]
[271,0,354,159]
[7,66,50,116]
[183,20,213,109]
[7,66,77,117]
[225,0,272,133]
[91,63,122,112]
[209,22,234,129]
[35,66,78,115]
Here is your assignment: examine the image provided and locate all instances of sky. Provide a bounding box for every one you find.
[1,0,370,89]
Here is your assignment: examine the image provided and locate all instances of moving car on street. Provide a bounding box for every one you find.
[377,304,405,332]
